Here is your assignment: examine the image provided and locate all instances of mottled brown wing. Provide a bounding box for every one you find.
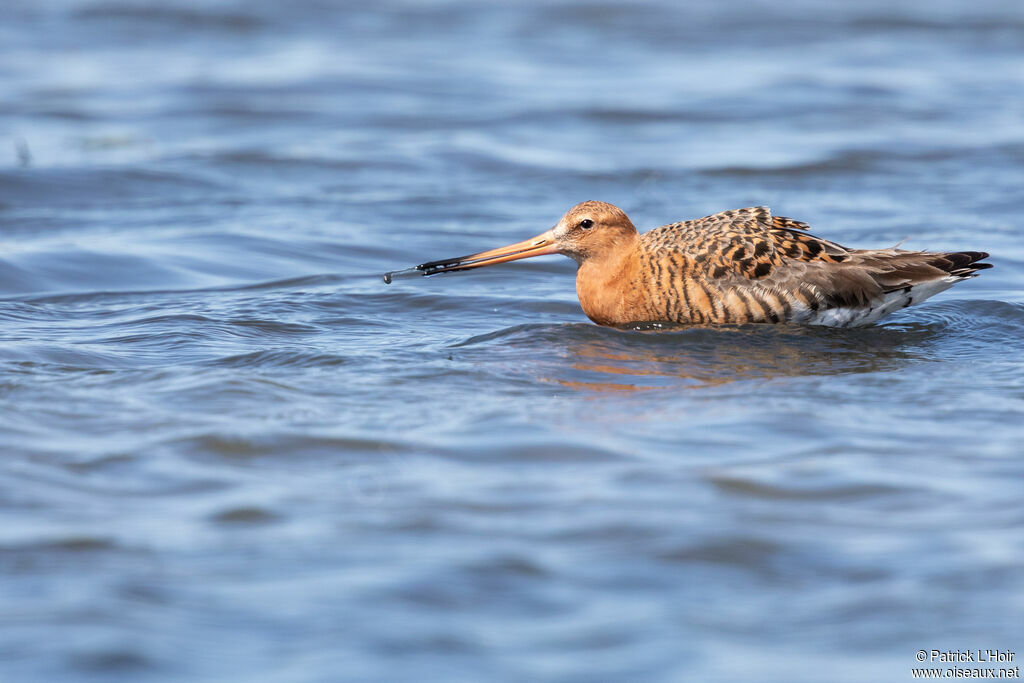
[637,207,990,325]
[642,206,848,280]
[639,207,862,322]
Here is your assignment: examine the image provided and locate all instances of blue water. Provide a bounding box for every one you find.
[2,1,1023,681]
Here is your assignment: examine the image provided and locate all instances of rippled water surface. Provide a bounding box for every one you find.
[2,1,1023,681]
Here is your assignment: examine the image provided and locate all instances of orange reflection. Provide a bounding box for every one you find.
[546,324,924,393]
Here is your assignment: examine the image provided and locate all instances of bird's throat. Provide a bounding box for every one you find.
[575,236,642,326]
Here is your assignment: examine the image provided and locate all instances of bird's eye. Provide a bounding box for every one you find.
[578,219,594,230]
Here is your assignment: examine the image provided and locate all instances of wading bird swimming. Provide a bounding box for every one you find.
[384,202,991,327]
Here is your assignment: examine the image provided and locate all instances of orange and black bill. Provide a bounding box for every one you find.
[383,230,557,283]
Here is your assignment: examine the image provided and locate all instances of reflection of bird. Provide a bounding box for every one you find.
[386,201,991,327]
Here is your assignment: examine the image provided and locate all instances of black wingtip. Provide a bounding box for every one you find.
[939,251,992,276]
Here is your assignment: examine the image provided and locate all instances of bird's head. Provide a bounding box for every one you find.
[410,201,639,276]
[549,201,639,264]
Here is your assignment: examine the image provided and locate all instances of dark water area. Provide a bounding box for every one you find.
[2,1,1023,681]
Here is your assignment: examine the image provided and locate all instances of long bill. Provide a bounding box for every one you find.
[396,229,560,279]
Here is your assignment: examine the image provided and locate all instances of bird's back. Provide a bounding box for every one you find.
[619,207,989,326]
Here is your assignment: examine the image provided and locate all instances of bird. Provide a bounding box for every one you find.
[383,201,991,327]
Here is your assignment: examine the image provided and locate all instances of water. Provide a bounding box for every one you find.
[2,1,1023,681]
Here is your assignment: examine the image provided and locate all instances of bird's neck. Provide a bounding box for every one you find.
[575,233,641,326]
